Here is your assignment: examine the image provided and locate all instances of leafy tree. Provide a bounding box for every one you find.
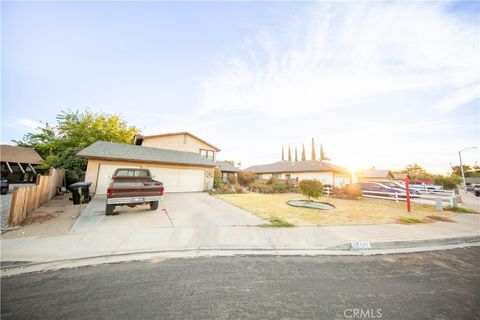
[434,174,461,189]
[299,179,323,201]
[451,165,480,178]
[14,110,138,179]
[398,163,433,180]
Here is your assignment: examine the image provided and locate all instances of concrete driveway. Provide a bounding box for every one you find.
[70,193,264,233]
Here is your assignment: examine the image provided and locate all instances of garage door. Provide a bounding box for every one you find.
[147,167,205,192]
[95,164,141,194]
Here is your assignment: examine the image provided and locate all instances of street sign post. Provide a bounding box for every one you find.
[405,176,411,212]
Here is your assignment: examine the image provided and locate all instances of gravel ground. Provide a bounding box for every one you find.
[1,193,12,229]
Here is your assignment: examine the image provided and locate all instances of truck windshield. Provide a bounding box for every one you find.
[115,169,149,177]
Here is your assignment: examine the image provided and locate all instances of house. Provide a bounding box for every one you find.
[0,145,43,183]
[134,132,220,161]
[356,170,394,181]
[392,173,408,181]
[216,161,240,182]
[244,160,351,187]
[78,132,220,194]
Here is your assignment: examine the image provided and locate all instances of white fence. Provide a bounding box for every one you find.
[323,186,457,206]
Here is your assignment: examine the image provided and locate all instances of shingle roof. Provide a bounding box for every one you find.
[0,145,43,164]
[216,161,240,172]
[77,141,216,167]
[244,160,349,174]
[356,170,394,178]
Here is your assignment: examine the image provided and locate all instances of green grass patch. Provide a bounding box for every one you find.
[446,206,478,214]
[262,216,295,228]
[400,217,424,224]
[426,215,455,222]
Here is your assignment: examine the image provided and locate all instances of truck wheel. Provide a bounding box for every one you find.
[106,204,116,215]
[150,201,159,210]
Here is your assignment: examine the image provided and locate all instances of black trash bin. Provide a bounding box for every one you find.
[69,182,92,205]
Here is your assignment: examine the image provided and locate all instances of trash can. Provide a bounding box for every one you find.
[69,182,92,205]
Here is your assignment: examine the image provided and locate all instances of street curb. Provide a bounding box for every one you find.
[2,238,479,277]
[326,235,480,251]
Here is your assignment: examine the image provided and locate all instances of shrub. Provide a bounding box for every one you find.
[238,171,256,187]
[272,182,287,193]
[332,185,362,199]
[228,174,238,185]
[434,174,461,189]
[234,182,244,194]
[213,167,222,189]
[299,179,323,201]
[267,176,278,185]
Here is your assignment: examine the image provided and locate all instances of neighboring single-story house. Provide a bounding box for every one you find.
[465,177,480,185]
[77,140,217,194]
[392,173,408,181]
[216,161,240,182]
[134,132,221,162]
[356,170,394,181]
[0,145,43,183]
[245,160,351,187]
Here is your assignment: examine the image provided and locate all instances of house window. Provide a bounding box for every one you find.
[200,149,214,161]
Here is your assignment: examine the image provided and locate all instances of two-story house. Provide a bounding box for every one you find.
[78,132,220,194]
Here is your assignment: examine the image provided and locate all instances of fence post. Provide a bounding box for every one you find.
[395,193,398,203]
[7,188,18,227]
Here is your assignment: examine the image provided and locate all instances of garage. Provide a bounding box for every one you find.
[146,167,205,193]
[78,141,215,195]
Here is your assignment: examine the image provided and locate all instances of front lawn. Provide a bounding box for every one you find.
[215,193,457,226]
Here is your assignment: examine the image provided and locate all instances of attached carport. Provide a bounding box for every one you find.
[77,141,215,195]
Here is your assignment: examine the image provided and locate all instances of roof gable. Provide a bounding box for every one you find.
[136,132,221,151]
[77,141,216,167]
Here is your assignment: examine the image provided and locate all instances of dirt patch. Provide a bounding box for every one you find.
[1,193,87,239]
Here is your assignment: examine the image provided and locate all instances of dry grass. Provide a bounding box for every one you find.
[215,193,458,226]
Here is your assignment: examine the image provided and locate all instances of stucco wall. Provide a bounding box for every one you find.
[84,159,214,194]
[142,134,216,157]
[257,171,351,187]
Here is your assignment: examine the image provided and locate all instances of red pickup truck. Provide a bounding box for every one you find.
[106,168,164,215]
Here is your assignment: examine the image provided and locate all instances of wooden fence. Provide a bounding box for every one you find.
[7,168,65,227]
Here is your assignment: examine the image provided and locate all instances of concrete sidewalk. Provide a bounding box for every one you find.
[2,213,479,263]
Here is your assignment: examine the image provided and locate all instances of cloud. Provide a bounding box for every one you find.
[199,2,479,116]
[3,117,42,131]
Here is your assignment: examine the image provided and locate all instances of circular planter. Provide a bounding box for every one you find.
[287,200,335,210]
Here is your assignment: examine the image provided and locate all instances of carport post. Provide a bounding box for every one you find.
[405,177,411,212]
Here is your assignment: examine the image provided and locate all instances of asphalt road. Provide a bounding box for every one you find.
[2,247,479,320]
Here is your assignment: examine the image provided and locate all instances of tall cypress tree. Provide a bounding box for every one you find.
[282,145,285,161]
[311,138,316,160]
[302,144,306,161]
[295,146,298,162]
[320,144,331,161]
[288,144,292,161]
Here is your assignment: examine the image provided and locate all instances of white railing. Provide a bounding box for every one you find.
[323,186,456,206]
[324,186,332,196]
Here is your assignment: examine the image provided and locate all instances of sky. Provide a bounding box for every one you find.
[1,1,479,173]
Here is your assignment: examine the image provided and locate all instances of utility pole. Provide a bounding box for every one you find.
[458,146,477,190]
